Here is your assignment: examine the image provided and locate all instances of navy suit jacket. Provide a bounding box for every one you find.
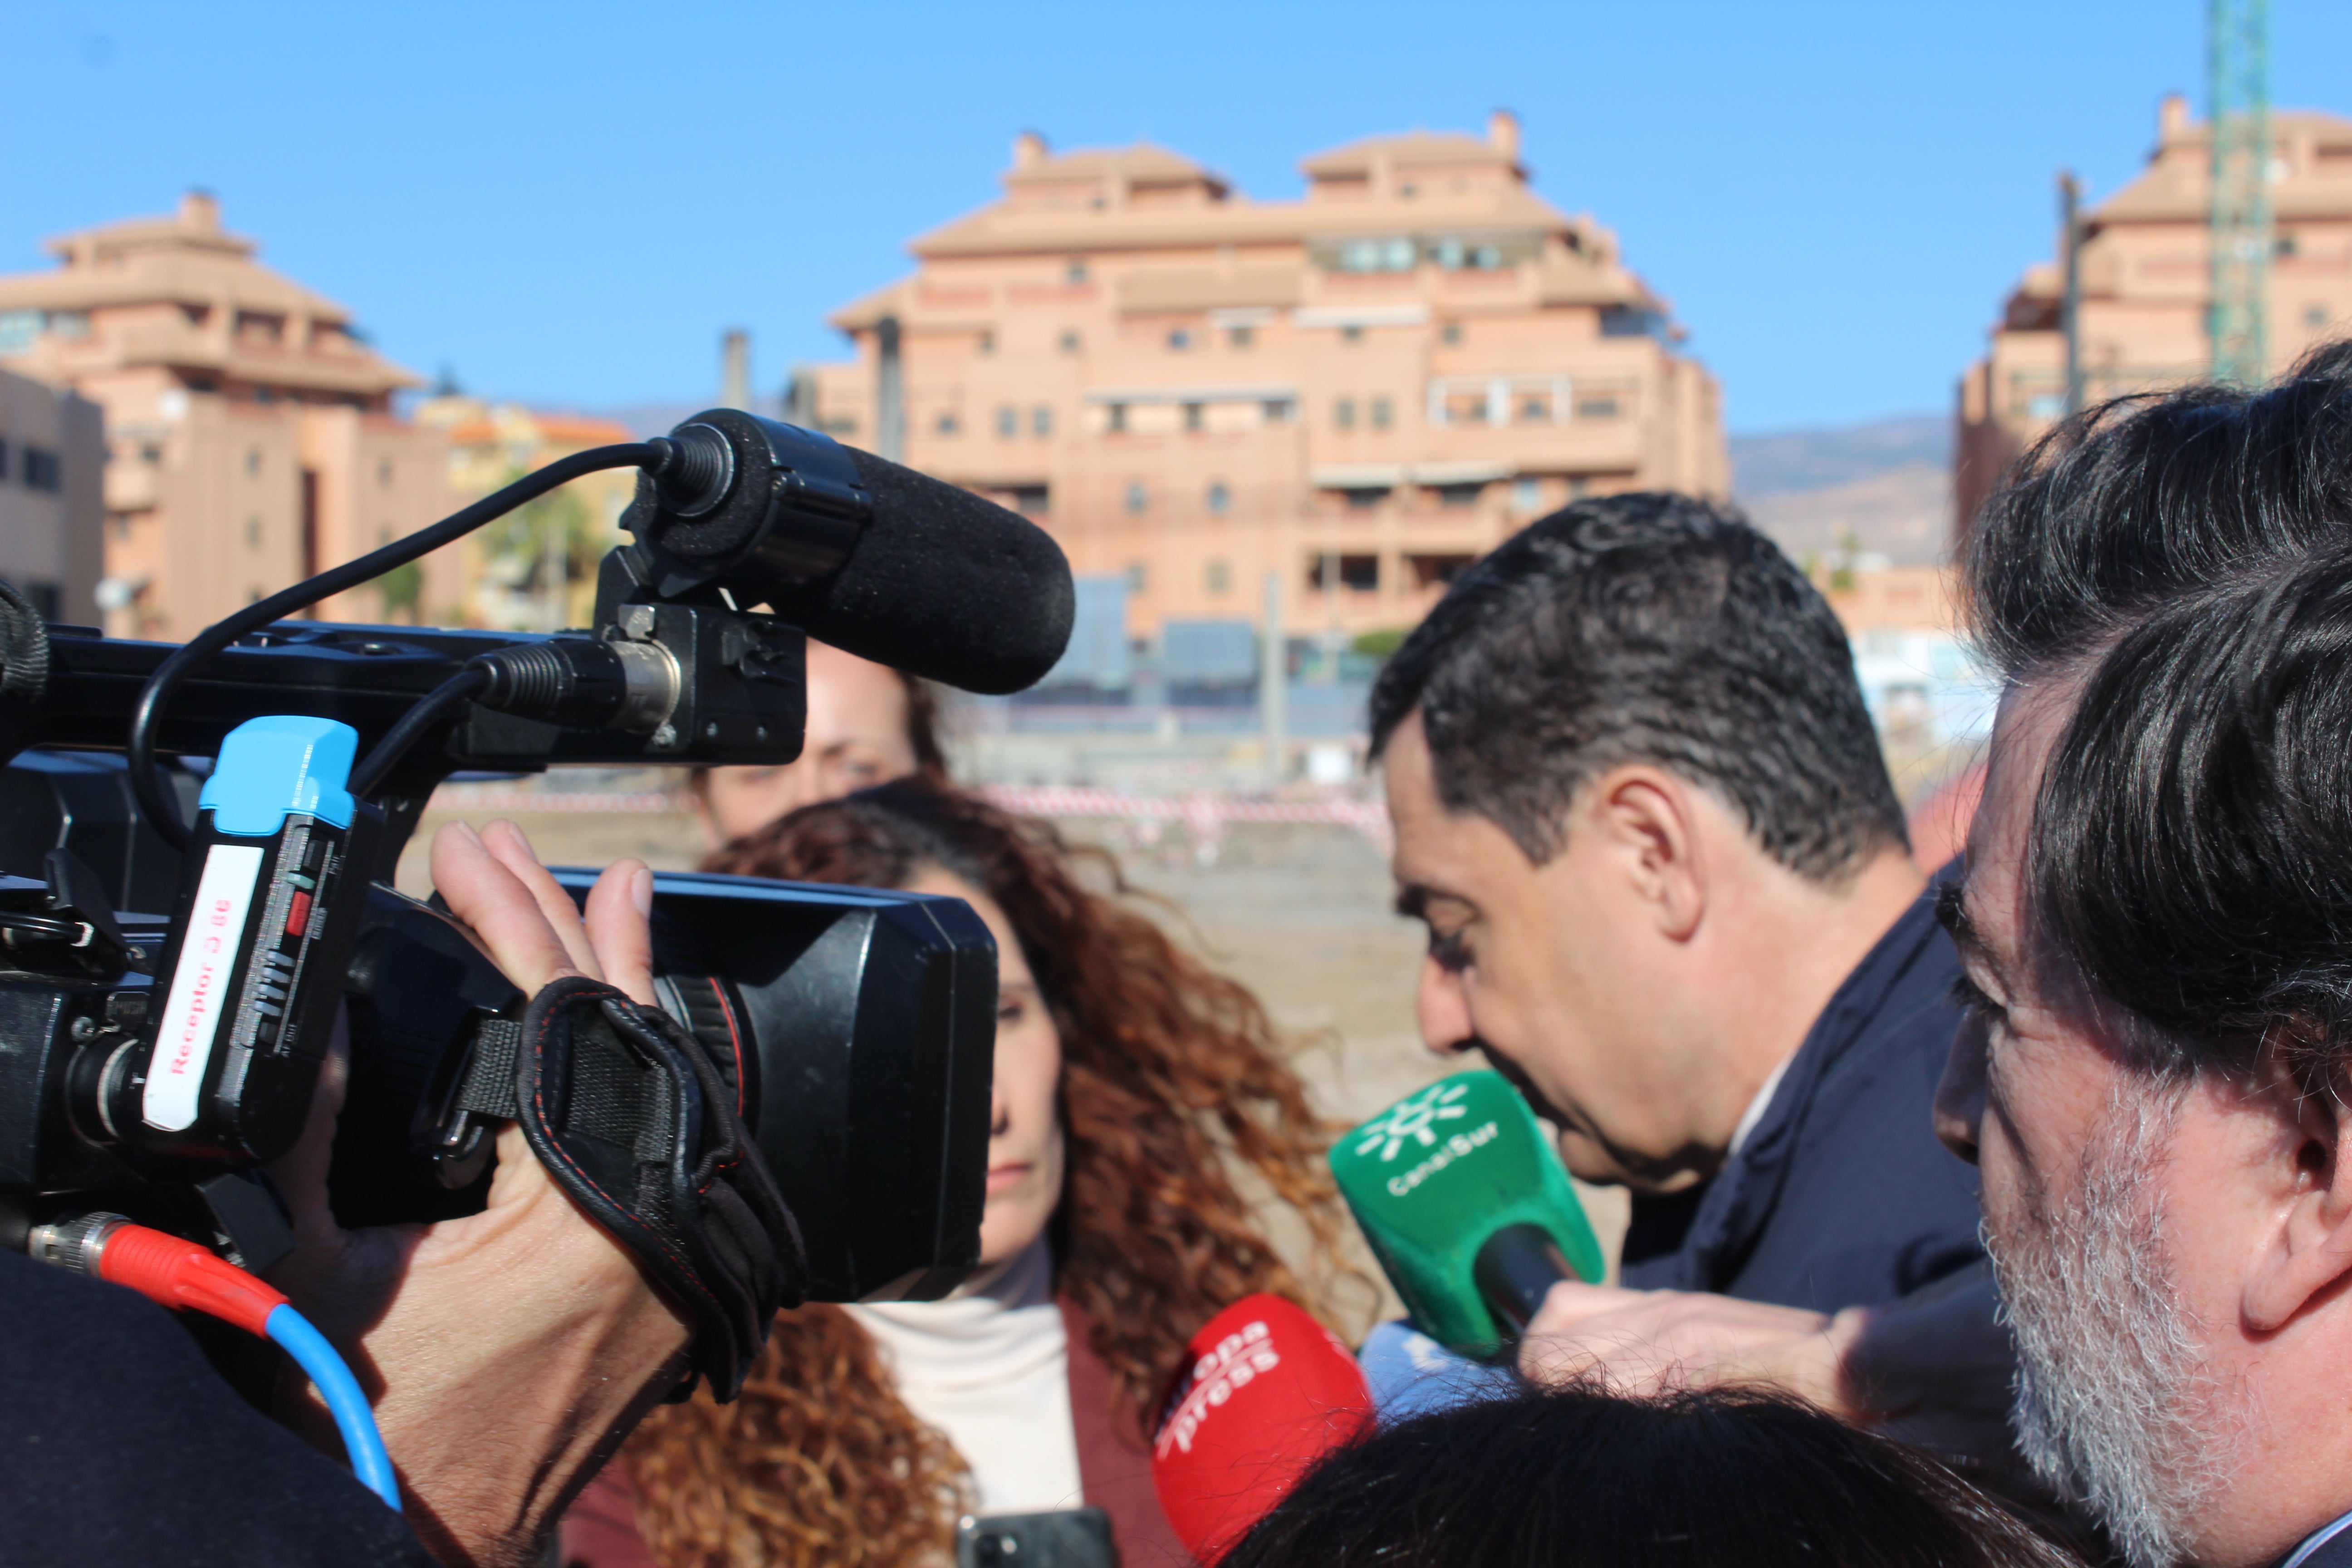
[1620,867,1984,1309]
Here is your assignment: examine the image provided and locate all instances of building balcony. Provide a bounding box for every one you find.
[104,461,158,513]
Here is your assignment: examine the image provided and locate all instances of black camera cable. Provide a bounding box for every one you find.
[345,662,494,799]
[124,436,731,849]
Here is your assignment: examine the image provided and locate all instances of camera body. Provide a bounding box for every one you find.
[0,741,997,1304]
[0,410,1073,1302]
[332,871,995,1302]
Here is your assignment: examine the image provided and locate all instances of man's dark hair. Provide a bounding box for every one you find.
[1965,338,2352,680]
[1366,491,1905,878]
[1220,1384,2073,1568]
[2033,549,2352,1078]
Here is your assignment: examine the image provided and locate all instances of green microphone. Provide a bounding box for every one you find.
[1330,1069,1604,1356]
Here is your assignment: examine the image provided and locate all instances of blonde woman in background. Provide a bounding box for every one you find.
[685,637,949,848]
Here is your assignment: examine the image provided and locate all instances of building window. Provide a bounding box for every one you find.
[1184,402,1204,431]
[2309,305,2331,328]
[1066,259,1088,284]
[1513,477,1543,511]
[1330,237,1417,273]
[1520,396,1550,422]
[1032,405,1053,436]
[1334,397,1356,430]
[1568,475,1593,500]
[1059,330,1081,353]
[21,447,62,493]
[1261,398,1293,424]
[1575,397,1622,420]
[377,459,394,489]
[245,448,263,476]
[979,332,995,355]
[1124,481,1148,514]
[1107,402,1128,433]
[1370,396,1392,429]
[0,438,8,480]
[1407,554,1474,589]
[1127,561,1149,593]
[1341,325,1364,345]
[1011,485,1050,516]
[245,515,262,549]
[1309,554,1381,592]
[997,406,1018,438]
[1206,482,1231,515]
[1206,559,1232,594]
[1167,327,1192,351]
[254,387,278,404]
[0,310,41,354]
[1435,482,1484,508]
[1343,486,1387,510]
[1441,322,1462,346]
[1431,238,1505,271]
[1229,325,1254,349]
[936,411,960,435]
[1600,307,1667,341]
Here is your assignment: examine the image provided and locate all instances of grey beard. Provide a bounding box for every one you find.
[1985,1083,2241,1568]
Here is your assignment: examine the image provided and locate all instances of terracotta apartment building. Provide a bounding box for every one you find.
[0,193,455,638]
[800,113,1725,644]
[1956,97,2352,531]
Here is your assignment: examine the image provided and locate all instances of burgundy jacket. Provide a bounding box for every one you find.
[558,1297,1191,1567]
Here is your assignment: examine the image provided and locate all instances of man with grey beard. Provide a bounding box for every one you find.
[1935,340,2352,1568]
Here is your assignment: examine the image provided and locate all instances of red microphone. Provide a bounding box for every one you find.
[1151,1294,1375,1563]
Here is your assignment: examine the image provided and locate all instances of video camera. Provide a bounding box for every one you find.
[0,410,1075,1303]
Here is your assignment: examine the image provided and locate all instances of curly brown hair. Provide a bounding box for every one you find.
[626,782,1357,1567]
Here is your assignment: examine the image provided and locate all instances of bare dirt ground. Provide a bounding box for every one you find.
[395,803,1630,1321]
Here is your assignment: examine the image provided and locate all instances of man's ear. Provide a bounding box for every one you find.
[2242,1049,2352,1334]
[1590,766,1705,942]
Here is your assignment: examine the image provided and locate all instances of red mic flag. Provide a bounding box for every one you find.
[1151,1294,1374,1563]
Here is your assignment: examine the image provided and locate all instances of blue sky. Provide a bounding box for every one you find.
[7,1,2348,434]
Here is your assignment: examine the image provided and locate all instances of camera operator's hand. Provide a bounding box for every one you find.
[1517,1278,1873,1420]
[265,821,690,1568]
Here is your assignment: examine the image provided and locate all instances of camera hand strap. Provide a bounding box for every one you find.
[453,976,803,1400]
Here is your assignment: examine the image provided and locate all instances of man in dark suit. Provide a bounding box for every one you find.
[1372,492,2015,1481]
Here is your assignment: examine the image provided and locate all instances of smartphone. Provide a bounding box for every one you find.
[956,1507,1120,1568]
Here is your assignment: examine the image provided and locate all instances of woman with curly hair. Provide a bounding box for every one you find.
[565,780,1355,1568]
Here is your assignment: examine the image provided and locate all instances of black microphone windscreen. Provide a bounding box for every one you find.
[771,449,1074,696]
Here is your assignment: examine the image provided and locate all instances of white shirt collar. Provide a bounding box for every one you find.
[2279,1509,2352,1568]
[1727,1051,1797,1158]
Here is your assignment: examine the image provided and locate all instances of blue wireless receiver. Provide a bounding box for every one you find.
[129,716,378,1164]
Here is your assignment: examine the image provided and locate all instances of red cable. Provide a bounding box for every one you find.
[95,1224,288,1336]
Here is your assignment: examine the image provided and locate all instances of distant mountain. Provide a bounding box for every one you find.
[1730,414,1952,497]
[1730,413,1955,568]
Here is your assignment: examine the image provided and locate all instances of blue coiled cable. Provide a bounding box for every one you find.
[265,1302,401,1511]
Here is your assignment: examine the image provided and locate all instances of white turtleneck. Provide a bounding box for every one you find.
[844,1235,1085,1514]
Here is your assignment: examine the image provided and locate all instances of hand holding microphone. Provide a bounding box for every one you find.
[1151,1295,1374,1564]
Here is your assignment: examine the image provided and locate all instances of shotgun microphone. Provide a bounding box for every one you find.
[1151,1294,1373,1563]
[621,410,1075,695]
[1328,1070,1604,1357]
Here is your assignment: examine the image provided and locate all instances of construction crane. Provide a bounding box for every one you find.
[2209,0,2272,385]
